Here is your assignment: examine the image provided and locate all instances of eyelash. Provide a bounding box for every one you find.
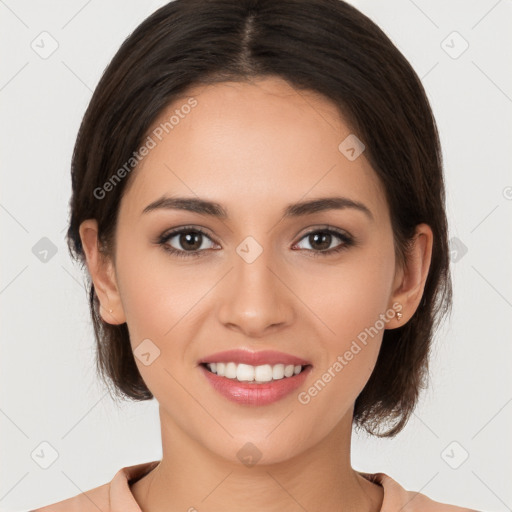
[157,225,355,259]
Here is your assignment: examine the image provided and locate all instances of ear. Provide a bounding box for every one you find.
[79,219,126,325]
[387,223,433,328]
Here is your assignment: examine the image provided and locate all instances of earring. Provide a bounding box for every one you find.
[396,311,403,321]
[109,308,113,313]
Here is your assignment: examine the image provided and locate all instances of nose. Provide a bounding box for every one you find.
[216,246,294,338]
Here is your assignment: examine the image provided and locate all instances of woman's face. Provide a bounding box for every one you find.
[91,77,406,464]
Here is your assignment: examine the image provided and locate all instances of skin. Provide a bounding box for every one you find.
[79,77,432,512]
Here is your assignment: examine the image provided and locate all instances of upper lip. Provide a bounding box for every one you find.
[199,349,311,367]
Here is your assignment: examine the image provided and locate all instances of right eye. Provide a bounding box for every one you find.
[157,226,218,258]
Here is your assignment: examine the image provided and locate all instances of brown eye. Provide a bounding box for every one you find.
[307,232,334,251]
[158,227,217,258]
[294,228,354,257]
[175,231,203,251]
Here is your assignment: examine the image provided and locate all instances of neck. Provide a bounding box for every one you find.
[131,407,383,512]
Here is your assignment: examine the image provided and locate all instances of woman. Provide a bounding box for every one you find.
[33,0,479,510]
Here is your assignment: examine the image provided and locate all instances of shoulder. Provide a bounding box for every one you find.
[360,471,480,512]
[29,460,159,512]
[30,481,110,512]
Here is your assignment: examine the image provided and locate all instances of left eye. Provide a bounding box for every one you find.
[293,229,353,255]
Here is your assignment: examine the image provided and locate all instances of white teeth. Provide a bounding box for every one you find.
[284,364,294,378]
[254,364,273,382]
[225,362,237,379]
[237,363,254,382]
[272,364,285,380]
[205,362,305,383]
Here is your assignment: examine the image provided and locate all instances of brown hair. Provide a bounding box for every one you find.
[66,0,452,437]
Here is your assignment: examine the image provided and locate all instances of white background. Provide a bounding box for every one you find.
[0,1,511,511]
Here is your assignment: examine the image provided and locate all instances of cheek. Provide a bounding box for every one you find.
[296,234,395,345]
[114,253,195,401]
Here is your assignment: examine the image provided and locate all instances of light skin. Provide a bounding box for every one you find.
[79,77,432,511]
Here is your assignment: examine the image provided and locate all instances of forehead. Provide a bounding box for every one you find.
[120,77,388,222]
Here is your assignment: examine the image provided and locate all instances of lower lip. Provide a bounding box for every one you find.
[199,364,312,406]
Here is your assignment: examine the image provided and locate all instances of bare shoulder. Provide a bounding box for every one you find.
[30,481,110,512]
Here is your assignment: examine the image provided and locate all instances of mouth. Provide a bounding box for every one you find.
[197,349,313,405]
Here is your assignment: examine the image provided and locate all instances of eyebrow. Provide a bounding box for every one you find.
[141,195,373,221]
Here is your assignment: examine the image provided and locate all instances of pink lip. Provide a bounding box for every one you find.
[198,349,311,366]
[199,364,313,406]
